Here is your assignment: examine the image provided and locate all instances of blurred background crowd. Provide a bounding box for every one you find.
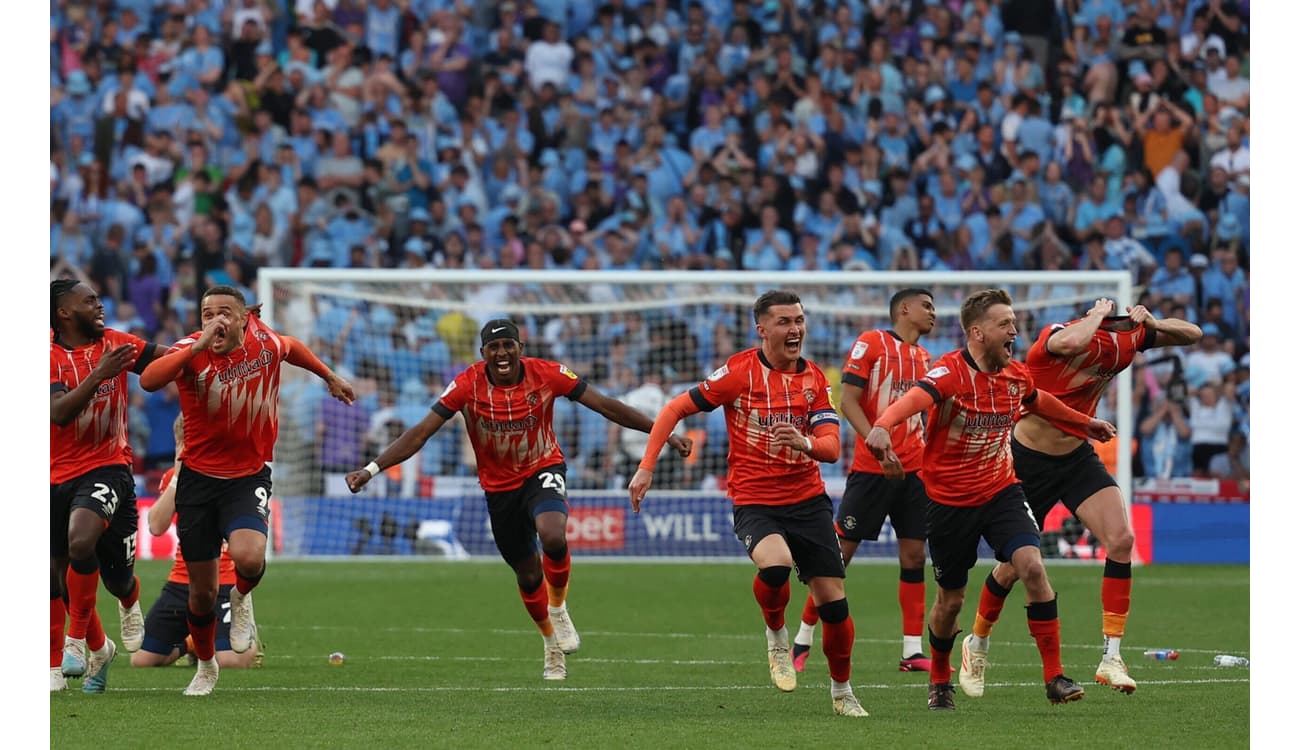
[49,0,1249,490]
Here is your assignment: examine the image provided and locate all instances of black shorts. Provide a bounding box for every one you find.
[176,464,272,563]
[140,581,234,655]
[835,470,929,542]
[49,465,138,579]
[484,464,570,565]
[733,494,845,583]
[926,484,1042,591]
[1012,437,1119,529]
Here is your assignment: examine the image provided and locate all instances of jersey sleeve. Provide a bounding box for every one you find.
[1136,323,1159,352]
[808,377,839,430]
[50,352,69,394]
[546,361,588,401]
[689,361,744,412]
[109,329,158,375]
[840,333,878,389]
[432,369,472,418]
[918,357,963,403]
[1025,324,1060,368]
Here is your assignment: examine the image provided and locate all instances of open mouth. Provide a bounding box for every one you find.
[1003,340,1015,357]
[784,337,802,355]
[494,359,512,376]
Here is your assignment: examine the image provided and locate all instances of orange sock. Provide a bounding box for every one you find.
[65,565,100,640]
[1027,598,1063,683]
[50,597,66,669]
[818,599,854,683]
[86,610,106,652]
[973,571,1011,638]
[752,568,791,632]
[118,575,140,608]
[899,568,926,639]
[928,628,956,685]
[187,608,216,661]
[520,581,554,637]
[1101,559,1132,638]
[542,549,570,607]
[800,593,819,627]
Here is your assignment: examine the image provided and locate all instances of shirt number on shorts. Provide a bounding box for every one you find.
[91,483,119,516]
[254,487,271,519]
[538,471,567,497]
[122,532,137,567]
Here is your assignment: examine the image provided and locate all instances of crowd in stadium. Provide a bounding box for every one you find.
[49,0,1249,488]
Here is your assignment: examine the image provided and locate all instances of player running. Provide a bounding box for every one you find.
[132,416,262,669]
[51,280,161,693]
[140,285,353,695]
[867,289,1116,710]
[958,299,1201,698]
[630,290,869,718]
[346,319,691,680]
[793,288,937,674]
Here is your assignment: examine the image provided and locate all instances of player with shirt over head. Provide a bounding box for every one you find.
[957,299,1201,698]
[867,289,1117,710]
[132,415,262,669]
[793,288,937,674]
[140,285,354,696]
[50,280,163,692]
[629,290,869,718]
[347,320,692,681]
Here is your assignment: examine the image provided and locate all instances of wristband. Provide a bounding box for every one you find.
[803,436,813,452]
[364,461,381,479]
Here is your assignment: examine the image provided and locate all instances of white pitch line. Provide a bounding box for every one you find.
[295,624,1245,655]
[72,677,1250,695]
[266,654,1249,672]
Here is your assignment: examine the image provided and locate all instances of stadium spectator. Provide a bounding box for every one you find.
[48,0,1248,487]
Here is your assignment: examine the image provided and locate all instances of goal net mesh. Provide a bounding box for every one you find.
[259,269,1132,561]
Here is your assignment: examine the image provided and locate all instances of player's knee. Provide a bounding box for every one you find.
[229,549,265,578]
[537,530,566,557]
[101,572,135,599]
[817,597,850,625]
[1106,528,1135,557]
[1018,557,1047,586]
[66,533,97,563]
[757,565,791,588]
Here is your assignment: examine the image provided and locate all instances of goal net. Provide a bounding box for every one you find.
[258,269,1133,562]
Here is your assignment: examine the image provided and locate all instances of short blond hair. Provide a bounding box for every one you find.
[960,289,1013,332]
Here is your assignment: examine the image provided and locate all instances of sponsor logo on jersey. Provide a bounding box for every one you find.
[559,364,578,380]
[850,341,868,359]
[216,350,275,384]
[925,366,950,380]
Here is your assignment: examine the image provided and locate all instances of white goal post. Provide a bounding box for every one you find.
[258,269,1133,561]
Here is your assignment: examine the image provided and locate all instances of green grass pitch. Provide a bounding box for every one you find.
[51,560,1249,749]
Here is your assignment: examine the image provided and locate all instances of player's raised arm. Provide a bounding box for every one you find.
[627,391,701,513]
[1023,389,1116,442]
[1127,305,1203,347]
[1044,299,1114,357]
[346,408,450,493]
[51,343,137,425]
[282,335,355,404]
[575,384,693,457]
[139,317,226,391]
